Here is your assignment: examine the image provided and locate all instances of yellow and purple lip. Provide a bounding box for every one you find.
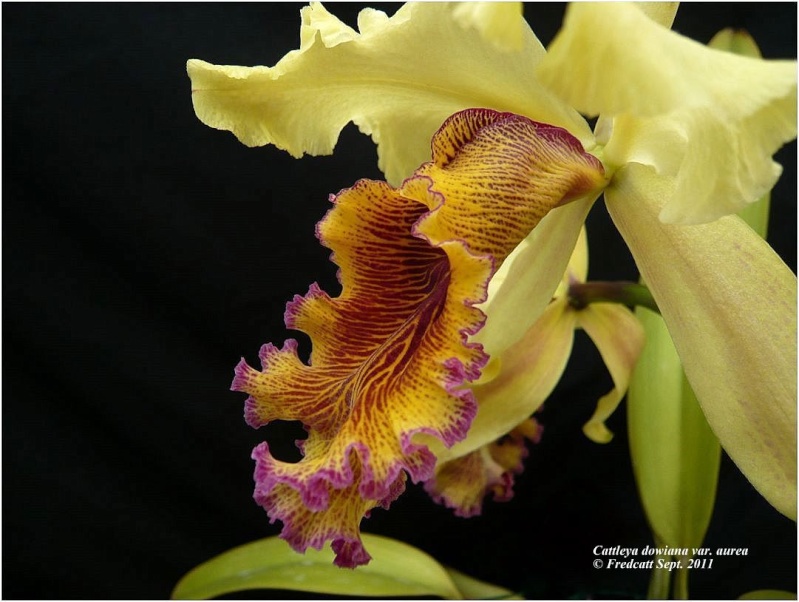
[231,108,605,567]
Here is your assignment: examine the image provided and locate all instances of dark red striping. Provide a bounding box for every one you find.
[237,106,605,566]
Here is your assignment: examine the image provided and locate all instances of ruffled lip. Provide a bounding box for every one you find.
[231,108,606,567]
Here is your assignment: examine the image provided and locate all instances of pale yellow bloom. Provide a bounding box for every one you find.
[188,2,797,519]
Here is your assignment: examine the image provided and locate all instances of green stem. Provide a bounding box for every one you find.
[673,562,690,600]
[568,280,660,313]
[647,554,672,599]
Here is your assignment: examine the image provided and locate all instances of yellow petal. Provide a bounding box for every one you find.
[569,225,590,284]
[710,29,773,239]
[540,3,795,120]
[474,195,596,358]
[188,3,592,185]
[634,2,679,28]
[554,225,589,298]
[609,106,792,225]
[425,418,541,517]
[453,2,525,52]
[577,303,645,443]
[606,163,797,519]
[539,2,797,224]
[437,298,577,464]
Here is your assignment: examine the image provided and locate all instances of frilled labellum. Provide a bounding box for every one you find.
[231,108,605,567]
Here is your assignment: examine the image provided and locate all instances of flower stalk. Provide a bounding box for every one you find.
[568,280,659,313]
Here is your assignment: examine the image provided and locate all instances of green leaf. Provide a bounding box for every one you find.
[739,590,796,600]
[171,533,462,600]
[445,567,523,600]
[627,306,722,599]
[628,307,722,549]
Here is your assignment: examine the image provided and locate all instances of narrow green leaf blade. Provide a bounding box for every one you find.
[171,534,462,600]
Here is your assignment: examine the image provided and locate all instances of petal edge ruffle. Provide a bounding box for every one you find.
[188,3,593,185]
[539,2,797,224]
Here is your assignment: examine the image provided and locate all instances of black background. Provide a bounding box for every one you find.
[3,3,797,600]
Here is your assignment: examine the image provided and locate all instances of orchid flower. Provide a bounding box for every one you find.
[187,2,797,567]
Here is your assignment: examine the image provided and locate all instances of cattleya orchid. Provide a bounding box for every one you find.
[188,2,797,567]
